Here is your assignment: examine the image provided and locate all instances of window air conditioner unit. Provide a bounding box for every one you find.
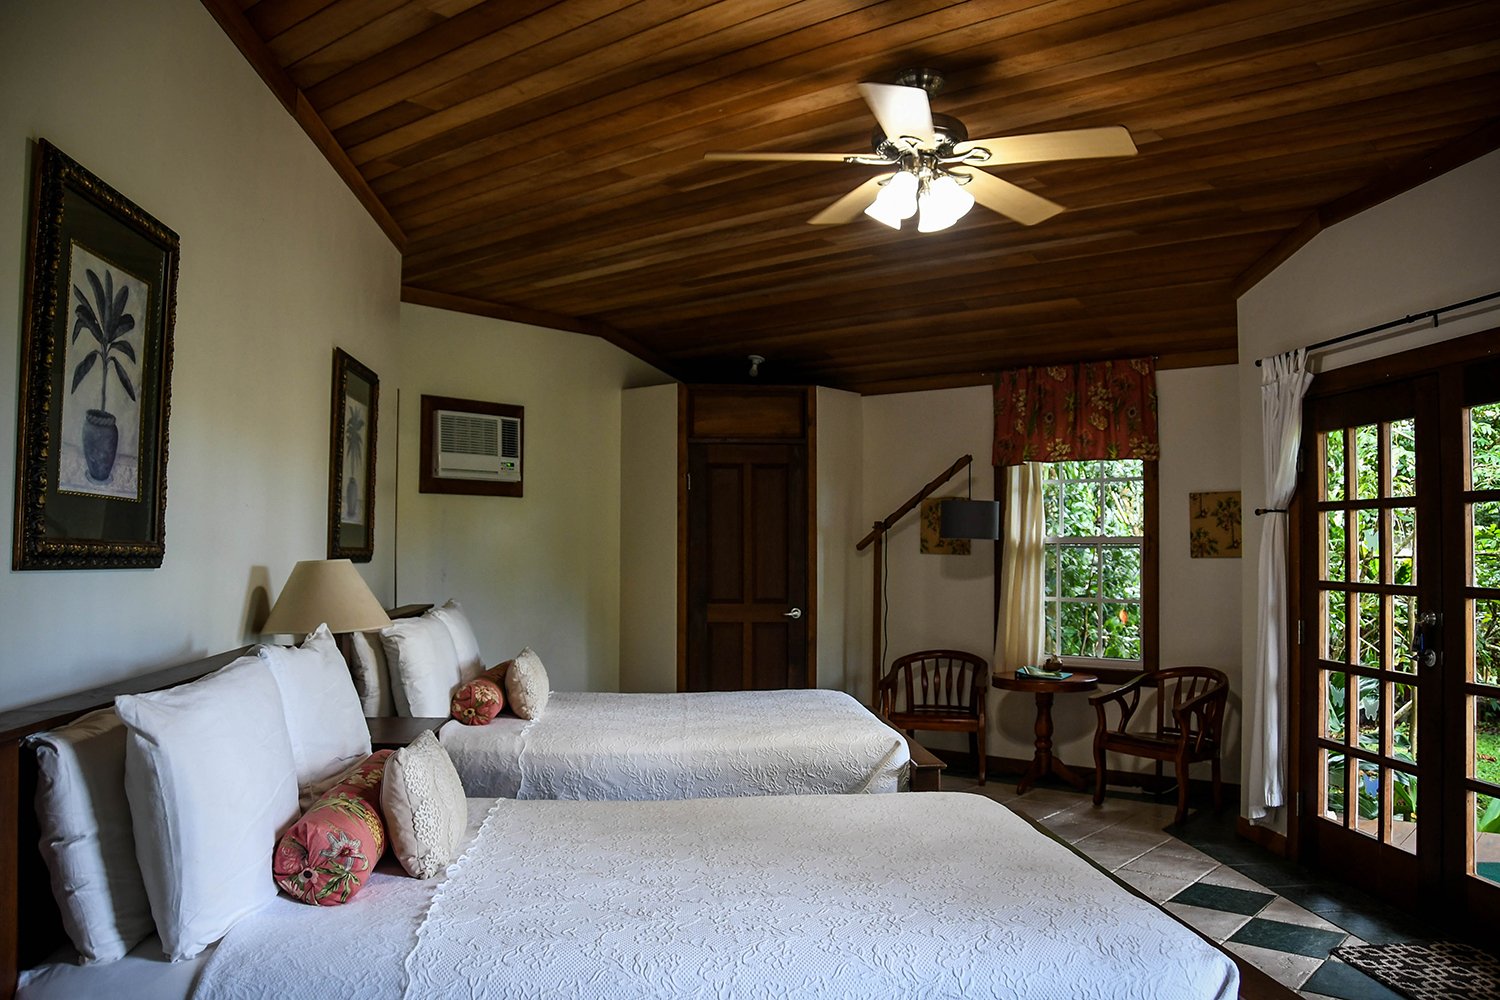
[434,409,521,482]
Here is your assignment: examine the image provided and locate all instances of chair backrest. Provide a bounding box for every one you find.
[1156,667,1229,742]
[877,649,987,718]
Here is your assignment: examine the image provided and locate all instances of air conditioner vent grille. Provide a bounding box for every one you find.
[439,412,498,456]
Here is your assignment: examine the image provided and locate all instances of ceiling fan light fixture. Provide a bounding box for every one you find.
[863,170,918,228]
[917,173,974,232]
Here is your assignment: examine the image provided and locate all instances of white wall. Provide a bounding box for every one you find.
[0,0,402,710]
[815,387,864,691]
[396,304,665,694]
[1236,148,1500,827]
[619,383,680,692]
[856,372,1244,776]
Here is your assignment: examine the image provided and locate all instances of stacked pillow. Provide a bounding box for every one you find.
[379,600,485,717]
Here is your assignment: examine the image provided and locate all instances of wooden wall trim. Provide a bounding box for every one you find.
[804,387,818,689]
[675,385,689,693]
[198,0,406,251]
[851,350,1238,397]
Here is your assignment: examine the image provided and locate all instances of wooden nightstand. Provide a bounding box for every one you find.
[367,716,447,751]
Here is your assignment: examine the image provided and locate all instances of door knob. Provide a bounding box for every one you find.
[783,608,803,619]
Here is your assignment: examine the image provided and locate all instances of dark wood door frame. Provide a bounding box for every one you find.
[676,386,817,691]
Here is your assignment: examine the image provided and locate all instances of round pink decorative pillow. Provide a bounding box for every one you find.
[273,750,391,906]
[450,662,511,726]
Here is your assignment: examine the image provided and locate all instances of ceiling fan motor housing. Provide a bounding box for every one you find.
[870,112,969,159]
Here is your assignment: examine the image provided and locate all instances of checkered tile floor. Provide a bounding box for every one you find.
[946,776,1421,998]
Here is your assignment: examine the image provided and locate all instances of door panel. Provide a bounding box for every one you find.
[687,442,809,692]
[1300,346,1500,925]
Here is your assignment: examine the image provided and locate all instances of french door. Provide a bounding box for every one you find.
[1299,340,1500,923]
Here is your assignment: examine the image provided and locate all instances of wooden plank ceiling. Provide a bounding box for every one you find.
[211,0,1500,392]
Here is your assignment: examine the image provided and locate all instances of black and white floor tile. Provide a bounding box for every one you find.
[946,776,1421,999]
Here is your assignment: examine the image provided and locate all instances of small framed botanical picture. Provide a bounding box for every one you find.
[13,140,179,570]
[328,348,378,562]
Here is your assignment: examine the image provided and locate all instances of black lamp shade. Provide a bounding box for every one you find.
[938,498,1001,540]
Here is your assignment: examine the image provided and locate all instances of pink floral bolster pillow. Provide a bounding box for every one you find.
[274,750,391,906]
[450,660,513,726]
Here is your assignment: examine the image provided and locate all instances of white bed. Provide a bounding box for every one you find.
[439,688,912,798]
[20,793,1236,1000]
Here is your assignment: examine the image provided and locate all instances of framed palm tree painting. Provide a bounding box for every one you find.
[328,348,378,562]
[13,140,179,570]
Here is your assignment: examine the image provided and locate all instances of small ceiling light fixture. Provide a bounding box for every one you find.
[864,153,974,233]
[747,354,765,377]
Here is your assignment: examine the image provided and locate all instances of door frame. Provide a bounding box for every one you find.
[675,385,818,691]
[1289,327,1500,894]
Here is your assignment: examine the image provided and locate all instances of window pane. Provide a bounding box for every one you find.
[1476,792,1500,886]
[1100,545,1141,599]
[1356,675,1380,753]
[1356,508,1380,584]
[1355,424,1380,500]
[1043,482,1060,536]
[1061,481,1101,536]
[1044,603,1059,657]
[1473,402,1500,491]
[1324,511,1347,582]
[1476,697,1500,784]
[1389,419,1416,497]
[1474,501,1500,589]
[1389,770,1417,854]
[1324,670,1347,743]
[1392,595,1417,674]
[1102,477,1143,536]
[1059,602,1100,657]
[1356,592,1381,667]
[1324,590,1349,663]
[1059,545,1099,598]
[1476,599,1500,687]
[1324,429,1345,502]
[1044,545,1059,598]
[1101,603,1141,659]
[1391,682,1416,764]
[1355,759,1380,838]
[1391,507,1416,586]
[1054,460,1093,482]
[1323,750,1346,826]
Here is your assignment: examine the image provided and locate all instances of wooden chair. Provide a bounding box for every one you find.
[877,650,988,785]
[1090,667,1228,825]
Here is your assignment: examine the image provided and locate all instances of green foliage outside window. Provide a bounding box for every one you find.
[1043,460,1143,660]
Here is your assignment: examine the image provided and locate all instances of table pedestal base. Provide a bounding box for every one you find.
[1016,691,1091,795]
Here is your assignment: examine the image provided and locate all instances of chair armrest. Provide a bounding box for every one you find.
[1170,686,1227,751]
[1087,671,1150,707]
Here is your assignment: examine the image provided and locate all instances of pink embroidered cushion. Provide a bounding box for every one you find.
[273,750,391,906]
[449,661,512,726]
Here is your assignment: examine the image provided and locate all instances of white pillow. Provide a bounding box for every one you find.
[429,600,484,682]
[347,630,393,717]
[380,730,468,879]
[28,708,153,963]
[380,614,462,717]
[258,624,372,805]
[504,646,550,720]
[115,655,298,961]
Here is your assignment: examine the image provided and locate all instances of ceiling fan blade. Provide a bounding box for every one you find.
[858,83,935,147]
[808,174,894,225]
[950,168,1064,226]
[704,151,869,163]
[953,126,1137,165]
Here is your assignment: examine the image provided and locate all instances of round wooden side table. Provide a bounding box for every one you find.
[991,670,1099,794]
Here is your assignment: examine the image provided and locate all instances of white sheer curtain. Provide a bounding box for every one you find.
[1247,348,1313,822]
[994,462,1046,672]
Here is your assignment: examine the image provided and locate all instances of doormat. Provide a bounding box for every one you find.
[1332,942,1500,1000]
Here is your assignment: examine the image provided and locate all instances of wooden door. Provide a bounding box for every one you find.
[686,442,809,691]
[1298,339,1500,925]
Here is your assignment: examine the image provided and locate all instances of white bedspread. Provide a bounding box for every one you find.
[441,689,910,798]
[198,794,1238,1000]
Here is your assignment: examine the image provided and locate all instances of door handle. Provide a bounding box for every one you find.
[783,608,802,619]
[1411,611,1440,668]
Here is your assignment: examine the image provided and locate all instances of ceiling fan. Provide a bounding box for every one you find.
[704,69,1137,233]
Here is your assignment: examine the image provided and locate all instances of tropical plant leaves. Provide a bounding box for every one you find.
[108,357,137,400]
[71,351,99,392]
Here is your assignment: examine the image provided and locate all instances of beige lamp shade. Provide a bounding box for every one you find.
[261,559,392,635]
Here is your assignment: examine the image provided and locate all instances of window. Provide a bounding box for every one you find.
[1041,459,1156,669]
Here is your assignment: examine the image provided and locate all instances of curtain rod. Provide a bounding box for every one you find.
[1254,289,1500,367]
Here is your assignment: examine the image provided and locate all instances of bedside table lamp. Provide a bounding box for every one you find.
[262,559,392,662]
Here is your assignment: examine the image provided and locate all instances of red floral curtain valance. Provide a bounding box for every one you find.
[993,358,1159,466]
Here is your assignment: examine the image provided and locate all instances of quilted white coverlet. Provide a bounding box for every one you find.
[441,688,910,798]
[197,794,1237,1000]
